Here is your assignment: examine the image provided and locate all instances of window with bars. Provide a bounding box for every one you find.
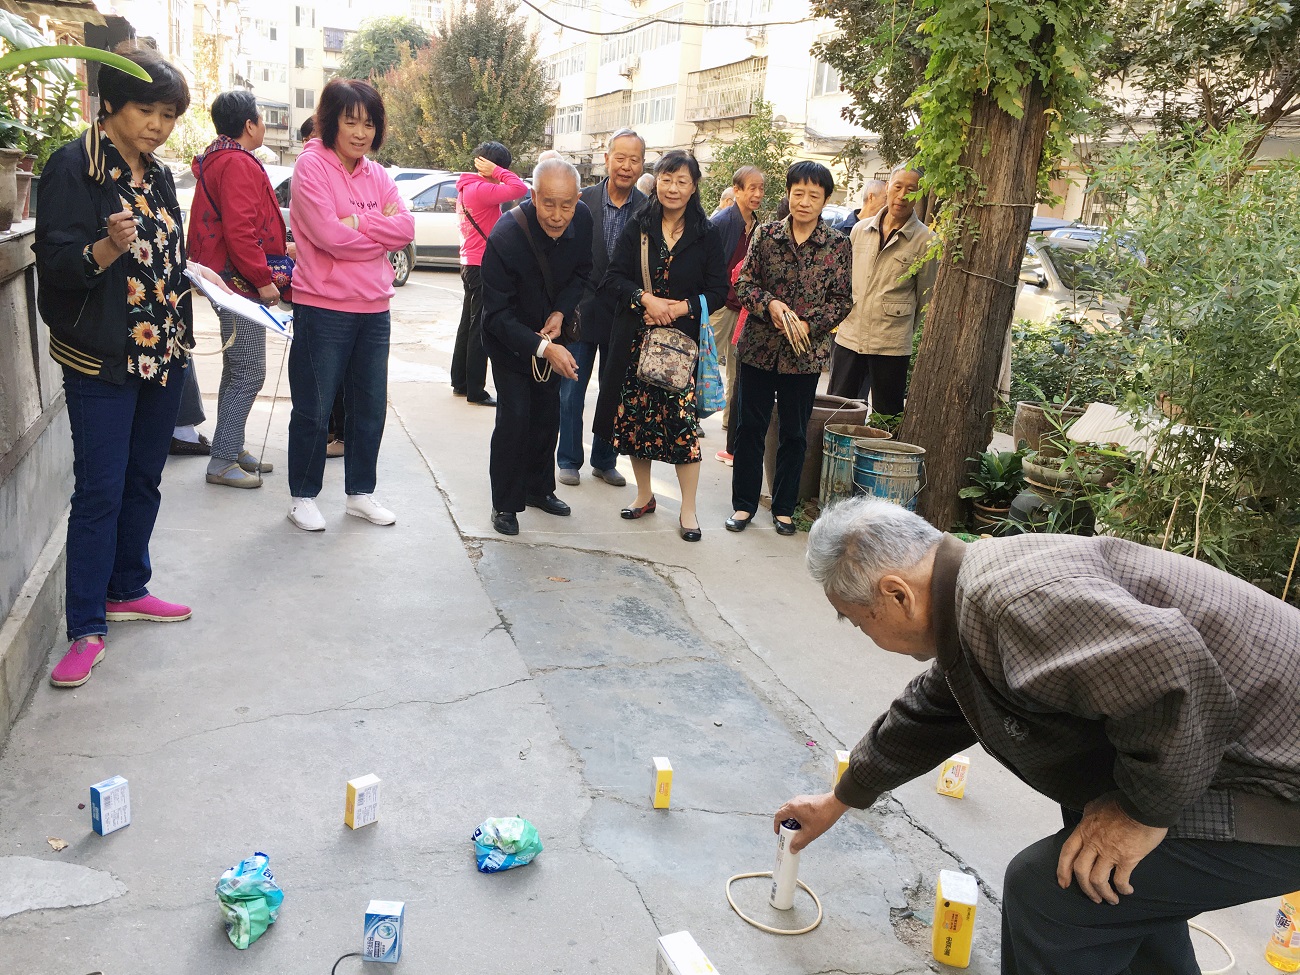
[586,90,631,133]
[685,57,767,121]
[631,86,676,126]
[599,5,684,65]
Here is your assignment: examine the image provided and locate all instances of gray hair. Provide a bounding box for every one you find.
[608,127,645,153]
[806,498,942,607]
[862,178,887,201]
[533,156,580,191]
[635,172,656,195]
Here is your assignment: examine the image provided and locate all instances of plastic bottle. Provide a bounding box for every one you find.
[769,819,801,910]
[1266,891,1300,972]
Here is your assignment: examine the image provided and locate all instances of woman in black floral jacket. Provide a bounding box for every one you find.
[728,162,853,535]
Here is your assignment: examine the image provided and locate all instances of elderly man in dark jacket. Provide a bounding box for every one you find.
[779,497,1300,975]
[481,158,592,536]
[556,128,646,489]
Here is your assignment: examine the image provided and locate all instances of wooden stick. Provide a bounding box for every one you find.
[1161,497,1179,551]
[1283,537,1300,605]
[1191,440,1220,561]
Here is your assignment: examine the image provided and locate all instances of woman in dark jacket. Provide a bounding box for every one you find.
[593,151,728,541]
[33,49,227,690]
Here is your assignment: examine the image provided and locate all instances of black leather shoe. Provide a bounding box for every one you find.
[492,510,519,535]
[467,395,497,407]
[725,512,753,533]
[679,517,702,542]
[526,493,571,516]
[170,433,211,456]
[773,514,797,536]
[620,496,657,519]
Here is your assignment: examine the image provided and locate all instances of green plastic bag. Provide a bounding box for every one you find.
[472,817,543,872]
[216,852,283,949]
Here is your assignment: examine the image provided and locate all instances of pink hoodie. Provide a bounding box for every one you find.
[456,165,528,266]
[289,139,416,313]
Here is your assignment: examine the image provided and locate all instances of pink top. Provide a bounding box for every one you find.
[289,139,415,313]
[456,166,528,266]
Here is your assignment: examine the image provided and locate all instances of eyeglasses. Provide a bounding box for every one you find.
[656,176,695,191]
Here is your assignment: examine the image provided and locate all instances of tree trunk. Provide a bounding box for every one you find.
[899,74,1054,530]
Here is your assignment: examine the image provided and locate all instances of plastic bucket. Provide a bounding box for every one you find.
[852,440,926,510]
[820,423,891,505]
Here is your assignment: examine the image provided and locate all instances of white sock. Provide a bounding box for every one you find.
[173,425,199,443]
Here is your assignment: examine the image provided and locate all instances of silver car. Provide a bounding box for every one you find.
[1014,236,1126,326]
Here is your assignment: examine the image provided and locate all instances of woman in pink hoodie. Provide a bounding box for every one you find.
[286,79,415,532]
[450,141,527,406]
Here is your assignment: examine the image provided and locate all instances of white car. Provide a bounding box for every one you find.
[388,167,451,184]
[399,172,466,268]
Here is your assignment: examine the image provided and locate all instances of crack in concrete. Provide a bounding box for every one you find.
[590,790,772,819]
[882,796,1001,909]
[528,654,713,676]
[48,678,535,759]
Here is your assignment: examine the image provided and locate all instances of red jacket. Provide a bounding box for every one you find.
[186,137,289,299]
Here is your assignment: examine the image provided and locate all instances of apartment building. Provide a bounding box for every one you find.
[531,0,884,198]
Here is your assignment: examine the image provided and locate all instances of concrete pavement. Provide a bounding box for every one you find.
[0,267,1275,974]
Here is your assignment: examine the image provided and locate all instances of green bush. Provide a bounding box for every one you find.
[1083,125,1300,605]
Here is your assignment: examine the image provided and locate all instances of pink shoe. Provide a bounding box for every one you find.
[51,637,106,687]
[105,594,192,622]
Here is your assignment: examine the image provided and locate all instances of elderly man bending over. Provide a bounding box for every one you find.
[777,497,1300,974]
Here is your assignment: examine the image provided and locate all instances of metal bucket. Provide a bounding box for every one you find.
[820,423,891,505]
[852,440,926,511]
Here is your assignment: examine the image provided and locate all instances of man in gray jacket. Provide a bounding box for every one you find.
[828,166,936,415]
[556,128,646,488]
[779,497,1300,974]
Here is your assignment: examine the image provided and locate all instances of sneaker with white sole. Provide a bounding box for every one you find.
[288,497,326,531]
[346,493,396,525]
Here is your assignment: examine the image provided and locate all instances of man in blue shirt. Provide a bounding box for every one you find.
[557,128,647,488]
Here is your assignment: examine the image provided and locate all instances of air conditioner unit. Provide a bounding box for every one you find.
[618,55,640,78]
[745,25,767,42]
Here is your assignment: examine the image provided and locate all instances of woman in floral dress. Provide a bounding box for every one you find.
[593,151,728,541]
[34,49,228,688]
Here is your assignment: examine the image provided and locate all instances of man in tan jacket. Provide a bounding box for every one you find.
[828,166,937,416]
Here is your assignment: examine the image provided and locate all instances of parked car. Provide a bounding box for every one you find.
[399,172,464,268]
[820,202,854,226]
[388,166,450,184]
[272,167,415,287]
[1013,236,1126,326]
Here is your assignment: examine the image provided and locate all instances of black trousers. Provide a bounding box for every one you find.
[489,363,560,513]
[731,363,818,518]
[1001,809,1300,975]
[827,344,909,418]
[451,265,489,400]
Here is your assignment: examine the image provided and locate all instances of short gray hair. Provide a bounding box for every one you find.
[862,178,887,200]
[608,128,645,153]
[806,498,942,607]
[533,156,580,191]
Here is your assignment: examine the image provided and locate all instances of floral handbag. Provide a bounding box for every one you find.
[635,233,698,392]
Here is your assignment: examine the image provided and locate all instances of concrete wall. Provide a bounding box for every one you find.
[0,222,72,749]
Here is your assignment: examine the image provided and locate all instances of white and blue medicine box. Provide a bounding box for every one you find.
[89,775,131,836]
[364,899,405,963]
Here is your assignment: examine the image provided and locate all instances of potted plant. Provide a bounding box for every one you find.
[959,449,1026,530]
[0,12,150,231]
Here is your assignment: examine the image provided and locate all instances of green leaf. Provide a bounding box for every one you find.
[0,46,152,82]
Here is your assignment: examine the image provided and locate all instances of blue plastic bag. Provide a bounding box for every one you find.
[472,817,543,873]
[695,296,726,419]
[215,852,283,949]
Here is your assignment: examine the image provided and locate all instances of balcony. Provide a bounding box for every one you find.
[586,90,631,135]
[685,57,767,122]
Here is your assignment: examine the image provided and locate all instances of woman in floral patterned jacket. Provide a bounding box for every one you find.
[34,49,228,690]
[728,162,853,535]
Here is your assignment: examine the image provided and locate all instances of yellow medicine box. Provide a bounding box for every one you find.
[345,774,381,829]
[832,750,850,788]
[936,754,970,799]
[651,757,673,809]
[932,869,978,968]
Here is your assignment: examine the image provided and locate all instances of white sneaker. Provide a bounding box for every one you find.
[288,497,326,531]
[346,493,396,526]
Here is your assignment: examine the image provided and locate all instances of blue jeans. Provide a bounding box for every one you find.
[63,364,186,640]
[557,339,616,471]
[288,304,390,498]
